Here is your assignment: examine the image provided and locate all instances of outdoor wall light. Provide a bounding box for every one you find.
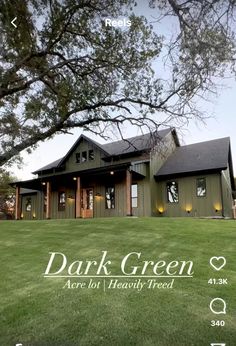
[95,193,102,197]
[186,209,191,214]
[110,171,114,175]
[73,177,77,181]
[214,203,221,212]
[67,195,75,200]
[33,213,36,219]
[158,207,164,214]
[20,213,24,219]
[42,182,46,185]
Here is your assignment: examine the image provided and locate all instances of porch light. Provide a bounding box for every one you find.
[20,213,24,219]
[42,182,46,185]
[73,177,77,181]
[95,193,102,200]
[33,213,36,219]
[110,171,114,175]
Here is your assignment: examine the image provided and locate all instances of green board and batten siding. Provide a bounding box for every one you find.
[156,173,226,217]
[18,131,235,220]
[149,131,178,216]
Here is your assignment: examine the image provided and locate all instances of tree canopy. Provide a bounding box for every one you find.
[0,169,16,218]
[0,0,236,166]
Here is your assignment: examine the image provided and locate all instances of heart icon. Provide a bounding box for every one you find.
[209,257,226,271]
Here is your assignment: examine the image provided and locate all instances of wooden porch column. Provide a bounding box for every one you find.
[15,186,21,220]
[46,182,51,219]
[76,177,81,218]
[126,169,132,216]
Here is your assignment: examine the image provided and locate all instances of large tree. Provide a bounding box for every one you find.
[0,169,16,218]
[0,0,236,166]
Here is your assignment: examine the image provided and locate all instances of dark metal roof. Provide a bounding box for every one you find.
[102,128,172,156]
[156,137,231,178]
[33,128,173,174]
[33,158,62,173]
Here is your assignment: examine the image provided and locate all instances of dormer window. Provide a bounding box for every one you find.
[89,149,94,160]
[81,151,87,162]
[76,153,80,163]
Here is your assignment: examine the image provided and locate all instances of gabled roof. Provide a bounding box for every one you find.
[33,128,174,174]
[32,134,109,174]
[102,128,173,156]
[34,158,62,172]
[59,134,109,166]
[156,137,232,179]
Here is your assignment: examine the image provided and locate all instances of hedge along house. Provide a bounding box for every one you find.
[12,128,235,220]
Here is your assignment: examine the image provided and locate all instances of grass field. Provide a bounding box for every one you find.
[0,217,236,346]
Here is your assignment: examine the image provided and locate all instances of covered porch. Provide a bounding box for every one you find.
[13,162,148,220]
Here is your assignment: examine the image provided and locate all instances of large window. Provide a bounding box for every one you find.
[26,198,32,211]
[105,186,115,209]
[131,184,138,208]
[167,181,179,203]
[196,178,206,197]
[58,192,66,211]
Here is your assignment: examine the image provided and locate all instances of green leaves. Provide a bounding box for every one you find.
[1,0,236,166]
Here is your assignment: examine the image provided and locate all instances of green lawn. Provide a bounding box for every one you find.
[0,217,236,346]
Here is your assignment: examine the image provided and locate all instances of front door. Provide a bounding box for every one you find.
[81,188,93,218]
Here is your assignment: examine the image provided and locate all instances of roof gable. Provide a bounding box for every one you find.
[58,134,109,166]
[33,134,109,174]
[33,128,174,174]
[155,137,231,178]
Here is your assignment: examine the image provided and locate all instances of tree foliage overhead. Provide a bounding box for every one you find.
[0,0,236,166]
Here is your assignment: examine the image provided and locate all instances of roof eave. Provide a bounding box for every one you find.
[155,167,226,181]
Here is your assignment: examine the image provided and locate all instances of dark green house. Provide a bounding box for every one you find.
[13,128,235,219]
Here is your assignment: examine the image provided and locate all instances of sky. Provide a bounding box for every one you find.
[12,76,236,181]
[9,1,236,180]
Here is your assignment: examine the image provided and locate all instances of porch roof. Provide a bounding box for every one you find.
[11,162,144,191]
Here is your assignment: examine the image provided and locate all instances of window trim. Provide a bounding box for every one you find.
[166,181,179,203]
[105,186,115,209]
[88,149,94,161]
[75,152,81,164]
[26,197,32,212]
[131,183,138,208]
[58,191,66,211]
[196,177,207,197]
[81,151,87,163]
